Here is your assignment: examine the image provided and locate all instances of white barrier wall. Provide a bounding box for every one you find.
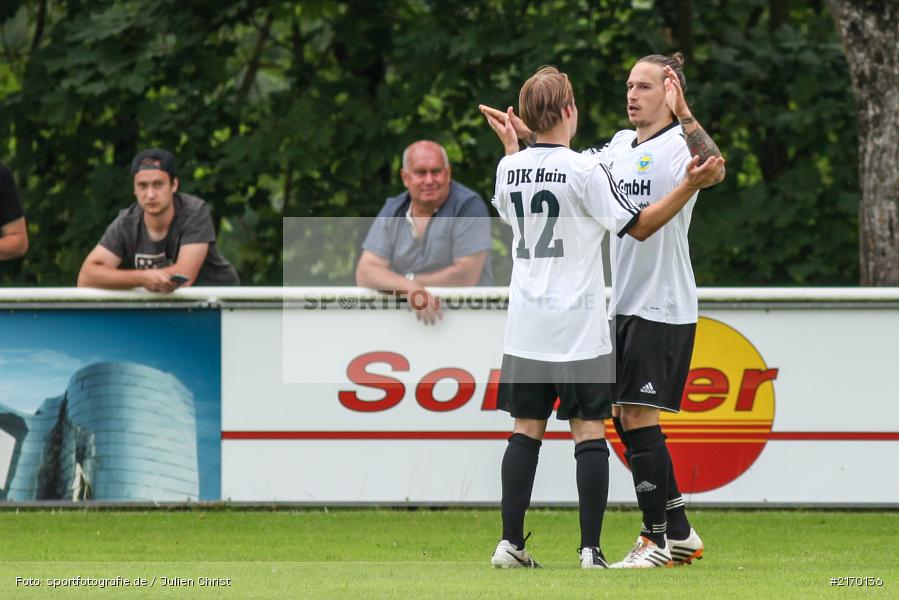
[218,287,899,506]
[2,287,897,506]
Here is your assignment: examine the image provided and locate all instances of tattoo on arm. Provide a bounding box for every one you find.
[685,127,722,164]
[679,117,696,125]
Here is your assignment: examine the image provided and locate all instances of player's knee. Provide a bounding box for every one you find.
[620,405,660,430]
[512,419,547,440]
[569,418,605,444]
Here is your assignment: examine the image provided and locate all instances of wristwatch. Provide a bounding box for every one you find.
[405,272,415,280]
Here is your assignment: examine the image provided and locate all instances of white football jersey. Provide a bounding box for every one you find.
[585,122,699,324]
[492,144,640,361]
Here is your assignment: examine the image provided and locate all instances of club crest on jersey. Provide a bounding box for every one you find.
[635,152,654,175]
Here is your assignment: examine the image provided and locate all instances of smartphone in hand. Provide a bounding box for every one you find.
[170,274,190,287]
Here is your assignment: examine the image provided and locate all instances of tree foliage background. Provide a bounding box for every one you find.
[0,0,858,286]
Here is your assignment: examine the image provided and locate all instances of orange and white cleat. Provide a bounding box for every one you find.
[610,536,673,569]
[668,528,704,565]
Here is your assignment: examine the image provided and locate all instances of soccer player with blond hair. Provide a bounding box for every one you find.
[483,53,725,568]
[486,65,723,569]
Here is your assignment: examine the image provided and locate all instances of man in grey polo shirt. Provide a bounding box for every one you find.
[356,140,493,324]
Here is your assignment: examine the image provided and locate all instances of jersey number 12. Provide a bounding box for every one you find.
[510,190,565,259]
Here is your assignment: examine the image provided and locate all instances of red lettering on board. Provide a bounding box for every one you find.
[735,369,779,411]
[681,368,729,412]
[338,352,409,412]
[481,369,501,410]
[416,368,476,412]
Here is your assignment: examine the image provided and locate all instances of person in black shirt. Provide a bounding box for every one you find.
[0,162,28,260]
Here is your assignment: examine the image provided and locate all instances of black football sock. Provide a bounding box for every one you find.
[612,416,631,465]
[501,432,542,549]
[627,425,669,548]
[574,438,610,550]
[665,449,691,539]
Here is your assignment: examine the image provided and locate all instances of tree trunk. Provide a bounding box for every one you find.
[674,0,694,61]
[828,0,899,285]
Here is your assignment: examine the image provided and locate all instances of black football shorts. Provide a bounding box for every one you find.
[614,314,696,413]
[497,352,615,420]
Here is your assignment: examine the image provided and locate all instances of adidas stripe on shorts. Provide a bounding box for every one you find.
[613,315,696,413]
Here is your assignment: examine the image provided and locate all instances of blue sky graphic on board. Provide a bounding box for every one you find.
[0,310,221,501]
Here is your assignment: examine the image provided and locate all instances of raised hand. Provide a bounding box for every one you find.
[685,155,726,190]
[663,65,690,120]
[479,104,533,141]
[480,106,519,155]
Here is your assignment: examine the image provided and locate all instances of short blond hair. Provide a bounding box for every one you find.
[519,66,574,134]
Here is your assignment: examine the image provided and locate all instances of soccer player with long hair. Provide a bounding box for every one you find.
[486,64,723,569]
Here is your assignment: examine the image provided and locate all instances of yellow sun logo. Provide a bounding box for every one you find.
[635,152,654,174]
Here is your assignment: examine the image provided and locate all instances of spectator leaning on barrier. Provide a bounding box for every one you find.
[0,161,28,260]
[77,149,239,293]
[355,140,493,324]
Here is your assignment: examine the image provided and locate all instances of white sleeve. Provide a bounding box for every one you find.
[491,160,511,225]
[583,163,641,237]
[581,131,629,166]
[580,141,612,165]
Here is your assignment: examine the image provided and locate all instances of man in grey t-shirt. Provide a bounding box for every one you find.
[356,140,492,324]
[78,149,239,292]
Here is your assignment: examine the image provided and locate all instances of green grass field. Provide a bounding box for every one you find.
[1,509,896,599]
